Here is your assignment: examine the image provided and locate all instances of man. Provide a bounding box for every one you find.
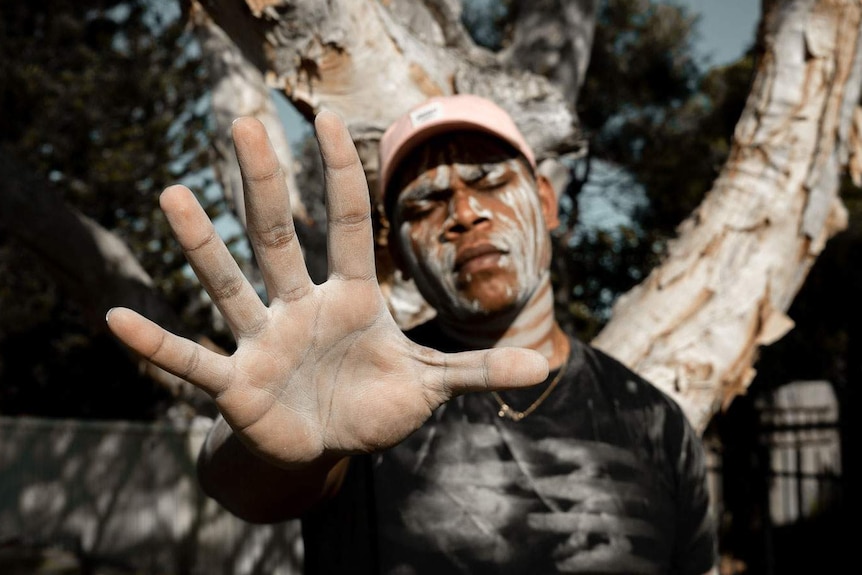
[107,95,717,574]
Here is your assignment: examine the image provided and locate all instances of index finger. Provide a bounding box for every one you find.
[160,185,267,337]
[314,110,376,282]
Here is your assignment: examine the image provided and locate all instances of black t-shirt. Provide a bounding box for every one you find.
[302,327,717,574]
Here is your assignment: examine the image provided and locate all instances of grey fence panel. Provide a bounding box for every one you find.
[0,415,303,575]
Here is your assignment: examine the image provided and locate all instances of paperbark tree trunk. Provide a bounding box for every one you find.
[191,0,862,434]
[189,0,581,182]
[592,0,862,433]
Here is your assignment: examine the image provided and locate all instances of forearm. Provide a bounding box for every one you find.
[196,416,348,523]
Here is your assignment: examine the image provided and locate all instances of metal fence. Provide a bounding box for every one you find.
[756,380,842,526]
[704,379,847,574]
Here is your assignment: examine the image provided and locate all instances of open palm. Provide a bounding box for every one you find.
[106,112,548,468]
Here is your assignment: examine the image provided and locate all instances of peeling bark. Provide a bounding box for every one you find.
[192,0,581,188]
[501,0,598,110]
[592,0,862,433]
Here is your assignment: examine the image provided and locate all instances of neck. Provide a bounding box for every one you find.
[435,274,570,370]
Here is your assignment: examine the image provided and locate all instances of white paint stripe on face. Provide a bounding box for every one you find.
[490,165,547,296]
[462,194,495,224]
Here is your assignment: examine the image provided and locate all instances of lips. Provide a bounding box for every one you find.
[455,244,506,274]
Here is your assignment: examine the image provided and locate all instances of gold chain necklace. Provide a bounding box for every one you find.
[491,354,570,422]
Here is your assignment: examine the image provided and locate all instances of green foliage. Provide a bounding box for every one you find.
[1,0,214,278]
[580,0,701,130]
[0,0,216,419]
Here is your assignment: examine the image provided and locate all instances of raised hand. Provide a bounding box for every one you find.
[106,111,548,468]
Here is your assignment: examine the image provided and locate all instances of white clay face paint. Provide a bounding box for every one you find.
[396,156,551,321]
[396,162,460,313]
[488,162,549,298]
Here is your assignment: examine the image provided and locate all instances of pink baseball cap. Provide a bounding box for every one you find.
[377,94,536,206]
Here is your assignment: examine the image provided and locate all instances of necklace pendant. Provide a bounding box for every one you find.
[497,403,526,421]
[490,351,570,422]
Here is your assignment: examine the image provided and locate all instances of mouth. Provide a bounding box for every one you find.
[455,244,507,275]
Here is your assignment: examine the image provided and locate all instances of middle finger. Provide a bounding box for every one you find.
[233,116,313,301]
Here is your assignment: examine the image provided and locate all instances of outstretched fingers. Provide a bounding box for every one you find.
[315,111,376,282]
[232,117,312,300]
[160,185,267,337]
[106,307,231,397]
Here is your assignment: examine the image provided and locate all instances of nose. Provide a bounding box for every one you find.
[443,189,489,239]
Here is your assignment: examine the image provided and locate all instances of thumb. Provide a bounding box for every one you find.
[434,347,549,398]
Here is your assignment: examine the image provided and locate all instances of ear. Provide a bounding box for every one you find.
[536,174,560,230]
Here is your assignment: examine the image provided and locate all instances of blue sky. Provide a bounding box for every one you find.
[680,0,759,66]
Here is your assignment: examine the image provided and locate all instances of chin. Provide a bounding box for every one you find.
[449,291,522,322]
[422,271,533,322]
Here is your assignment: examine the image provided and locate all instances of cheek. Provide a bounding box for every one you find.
[496,188,544,243]
[467,195,494,220]
[399,221,448,276]
[493,188,550,283]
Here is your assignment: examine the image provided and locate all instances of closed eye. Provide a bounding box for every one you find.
[471,173,513,192]
[400,189,451,220]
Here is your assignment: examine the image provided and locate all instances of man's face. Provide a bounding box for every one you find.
[389,132,554,322]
